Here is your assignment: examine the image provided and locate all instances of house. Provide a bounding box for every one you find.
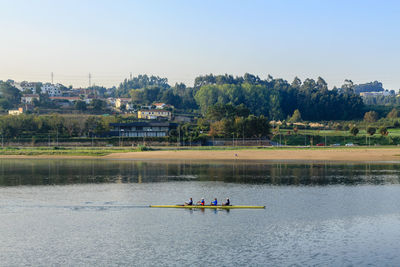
[41,83,62,96]
[109,122,177,137]
[360,91,391,97]
[13,81,38,93]
[153,102,174,109]
[137,109,172,120]
[8,107,24,115]
[115,98,132,109]
[174,114,192,123]
[153,102,166,109]
[49,96,81,102]
[21,94,40,104]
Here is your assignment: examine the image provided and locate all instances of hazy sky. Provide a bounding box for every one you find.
[0,0,399,89]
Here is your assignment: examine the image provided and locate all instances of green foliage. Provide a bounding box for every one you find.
[0,81,21,109]
[350,126,359,136]
[90,99,107,111]
[193,76,363,121]
[354,81,384,93]
[367,126,376,136]
[75,100,87,111]
[289,109,302,123]
[208,114,270,138]
[363,111,379,122]
[0,114,119,138]
[379,126,388,136]
[206,103,249,121]
[117,74,169,97]
[387,108,399,119]
[137,145,152,151]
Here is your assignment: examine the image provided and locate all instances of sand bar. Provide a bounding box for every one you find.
[0,148,399,162]
[104,148,400,162]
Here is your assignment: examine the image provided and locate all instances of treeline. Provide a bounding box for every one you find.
[116,74,364,121]
[2,73,382,121]
[0,112,271,141]
[0,114,119,138]
[193,103,271,139]
[194,76,364,121]
[363,95,400,106]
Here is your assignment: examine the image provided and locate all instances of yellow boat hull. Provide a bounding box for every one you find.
[149,205,265,209]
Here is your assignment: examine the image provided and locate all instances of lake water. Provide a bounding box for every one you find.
[0,159,400,266]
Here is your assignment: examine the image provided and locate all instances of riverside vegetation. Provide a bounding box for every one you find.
[1,74,400,148]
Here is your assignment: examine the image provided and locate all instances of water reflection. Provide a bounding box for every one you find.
[0,159,400,186]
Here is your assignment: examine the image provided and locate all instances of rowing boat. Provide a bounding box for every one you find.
[149,205,265,209]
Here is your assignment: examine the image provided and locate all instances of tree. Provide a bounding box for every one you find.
[117,74,170,97]
[289,109,302,123]
[379,126,388,136]
[209,120,227,137]
[367,126,376,136]
[364,111,379,123]
[75,100,87,111]
[0,81,21,107]
[354,81,384,94]
[387,108,399,119]
[90,99,106,111]
[350,126,359,136]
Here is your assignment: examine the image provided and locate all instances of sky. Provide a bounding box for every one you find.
[0,0,399,89]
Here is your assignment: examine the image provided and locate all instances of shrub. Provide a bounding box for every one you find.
[350,126,359,136]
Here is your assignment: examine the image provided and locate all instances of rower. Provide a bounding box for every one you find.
[210,198,218,206]
[197,198,205,206]
[222,198,230,206]
[184,198,193,206]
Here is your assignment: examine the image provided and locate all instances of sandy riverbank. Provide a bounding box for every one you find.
[103,148,400,162]
[0,148,399,162]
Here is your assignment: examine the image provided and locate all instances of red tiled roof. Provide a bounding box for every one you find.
[49,96,80,100]
[139,109,171,113]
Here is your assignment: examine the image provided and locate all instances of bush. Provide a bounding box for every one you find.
[379,126,388,136]
[350,126,359,136]
[367,127,376,136]
[138,145,152,151]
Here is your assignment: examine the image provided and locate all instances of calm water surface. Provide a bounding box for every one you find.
[0,159,400,266]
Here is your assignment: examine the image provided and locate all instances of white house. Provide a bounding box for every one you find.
[41,83,62,96]
[21,94,40,104]
[8,107,24,115]
[115,98,132,109]
[12,81,38,93]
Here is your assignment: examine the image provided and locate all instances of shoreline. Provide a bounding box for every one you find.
[0,148,399,162]
[104,148,400,162]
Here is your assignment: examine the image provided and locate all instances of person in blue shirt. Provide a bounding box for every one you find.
[210,198,218,206]
[196,198,205,206]
[222,198,230,206]
[184,198,193,206]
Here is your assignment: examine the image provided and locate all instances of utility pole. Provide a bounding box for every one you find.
[178,126,180,147]
[51,72,54,84]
